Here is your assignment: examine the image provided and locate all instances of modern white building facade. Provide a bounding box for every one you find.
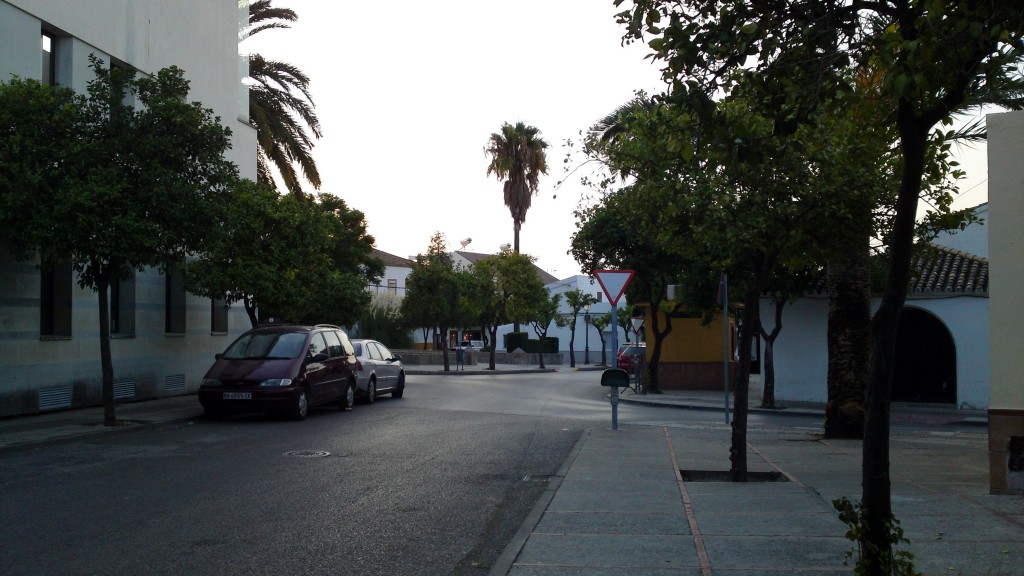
[0,0,257,417]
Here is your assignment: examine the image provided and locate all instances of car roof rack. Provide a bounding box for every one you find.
[314,324,341,329]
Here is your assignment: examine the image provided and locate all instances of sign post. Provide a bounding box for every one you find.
[594,269,634,430]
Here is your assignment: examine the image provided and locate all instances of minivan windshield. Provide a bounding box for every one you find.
[222,332,307,360]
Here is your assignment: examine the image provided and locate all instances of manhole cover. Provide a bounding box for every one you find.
[284,450,331,458]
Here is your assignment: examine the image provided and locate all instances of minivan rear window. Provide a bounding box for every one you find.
[223,332,307,359]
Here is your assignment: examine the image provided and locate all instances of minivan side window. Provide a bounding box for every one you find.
[308,332,328,359]
[322,330,342,358]
[337,330,355,358]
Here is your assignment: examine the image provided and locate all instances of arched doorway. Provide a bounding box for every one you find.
[892,307,957,404]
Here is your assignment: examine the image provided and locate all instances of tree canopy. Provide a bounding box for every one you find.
[0,60,239,425]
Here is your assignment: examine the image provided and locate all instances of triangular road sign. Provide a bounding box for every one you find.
[594,269,635,306]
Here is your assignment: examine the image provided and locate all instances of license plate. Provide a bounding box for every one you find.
[223,392,251,400]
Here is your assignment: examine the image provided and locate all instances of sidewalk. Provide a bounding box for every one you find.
[491,423,1024,576]
[1,366,1018,576]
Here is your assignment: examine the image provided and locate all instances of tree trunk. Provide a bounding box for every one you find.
[646,303,673,393]
[441,324,450,371]
[730,279,762,482]
[513,218,520,332]
[487,325,498,370]
[860,110,927,576]
[98,267,116,426]
[538,333,546,369]
[824,237,870,439]
[568,318,577,368]
[244,294,259,329]
[759,298,783,409]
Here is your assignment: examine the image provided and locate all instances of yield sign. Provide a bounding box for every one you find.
[594,269,635,306]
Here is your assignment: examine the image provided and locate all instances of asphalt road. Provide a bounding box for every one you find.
[0,370,984,575]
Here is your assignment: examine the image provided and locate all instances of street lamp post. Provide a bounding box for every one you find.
[583,303,591,365]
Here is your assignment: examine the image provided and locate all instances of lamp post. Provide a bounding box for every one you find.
[583,303,591,365]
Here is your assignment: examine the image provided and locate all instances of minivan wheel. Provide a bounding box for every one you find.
[340,381,355,411]
[290,388,309,420]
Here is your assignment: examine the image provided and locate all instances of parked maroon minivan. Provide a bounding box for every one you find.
[198,324,357,420]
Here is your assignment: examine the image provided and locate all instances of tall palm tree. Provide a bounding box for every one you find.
[484,121,549,253]
[243,0,321,197]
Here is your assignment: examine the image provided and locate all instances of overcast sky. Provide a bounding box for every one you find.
[246,1,990,279]
[244,0,667,279]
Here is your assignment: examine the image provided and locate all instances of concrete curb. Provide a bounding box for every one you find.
[488,427,590,576]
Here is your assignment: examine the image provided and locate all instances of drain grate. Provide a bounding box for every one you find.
[284,450,331,458]
[680,470,786,482]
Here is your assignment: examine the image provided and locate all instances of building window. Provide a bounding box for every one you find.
[595,292,603,303]
[165,266,186,334]
[40,260,72,338]
[387,279,398,294]
[41,32,56,85]
[211,297,228,333]
[110,270,136,336]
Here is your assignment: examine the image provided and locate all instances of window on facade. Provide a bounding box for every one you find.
[40,260,72,338]
[211,297,228,333]
[595,293,603,303]
[387,279,398,294]
[165,266,186,334]
[41,32,56,85]
[110,270,136,336]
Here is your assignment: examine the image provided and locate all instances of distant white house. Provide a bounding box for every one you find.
[387,249,630,361]
[368,249,414,297]
[759,204,990,409]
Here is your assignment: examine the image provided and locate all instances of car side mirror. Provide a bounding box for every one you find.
[392,354,402,362]
[215,353,223,360]
[307,352,328,364]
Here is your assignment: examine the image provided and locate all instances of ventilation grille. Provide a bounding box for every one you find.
[39,386,72,411]
[113,379,136,399]
[164,373,186,391]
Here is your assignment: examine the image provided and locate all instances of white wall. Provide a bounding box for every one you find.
[932,203,989,258]
[760,294,991,408]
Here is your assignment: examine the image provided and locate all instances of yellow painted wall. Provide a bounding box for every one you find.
[643,311,732,362]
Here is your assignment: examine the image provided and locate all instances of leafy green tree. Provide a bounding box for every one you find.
[185,183,378,329]
[484,121,549,254]
[399,233,466,370]
[355,293,414,349]
[561,289,597,369]
[615,1,1024,571]
[469,250,548,370]
[243,0,322,197]
[591,312,612,366]
[529,293,562,369]
[0,61,238,426]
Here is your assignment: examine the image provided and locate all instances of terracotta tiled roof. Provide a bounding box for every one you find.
[371,248,414,268]
[910,243,988,294]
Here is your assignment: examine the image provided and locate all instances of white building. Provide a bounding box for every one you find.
[758,205,991,409]
[0,0,256,417]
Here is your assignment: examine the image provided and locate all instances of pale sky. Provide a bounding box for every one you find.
[245,1,990,279]
[244,0,667,279]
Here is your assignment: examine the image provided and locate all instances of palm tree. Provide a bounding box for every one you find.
[484,122,549,253]
[243,0,321,197]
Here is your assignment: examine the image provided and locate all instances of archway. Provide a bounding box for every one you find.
[892,307,957,404]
